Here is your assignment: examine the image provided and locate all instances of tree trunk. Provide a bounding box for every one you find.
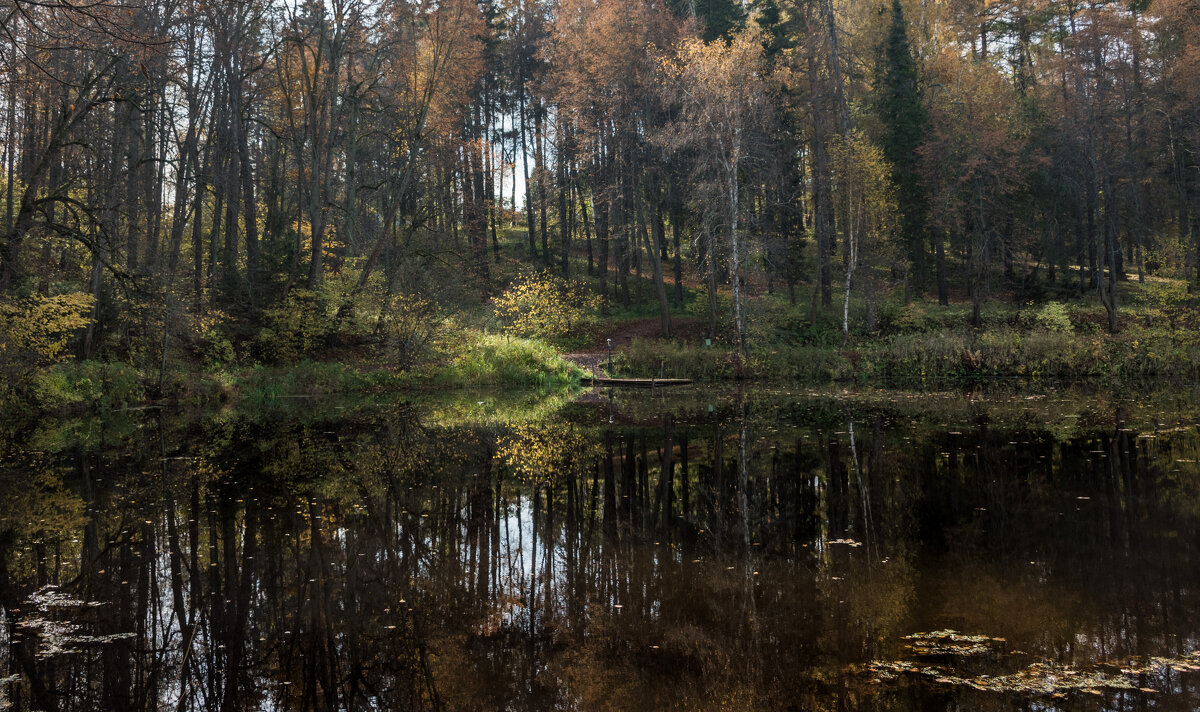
[534,101,550,266]
[579,181,594,276]
[596,184,610,316]
[728,146,746,367]
[670,196,684,306]
[641,190,671,338]
[518,77,537,259]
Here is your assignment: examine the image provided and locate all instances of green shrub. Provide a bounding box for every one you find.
[788,308,844,347]
[619,339,737,381]
[1020,301,1072,332]
[256,289,334,362]
[31,361,144,411]
[893,302,929,332]
[202,327,237,371]
[749,346,852,382]
[684,291,734,340]
[746,299,834,347]
[236,361,404,408]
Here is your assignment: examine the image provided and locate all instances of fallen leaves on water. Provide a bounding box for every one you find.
[27,587,107,610]
[827,538,863,547]
[863,647,1200,697]
[902,630,1006,657]
[16,617,136,658]
[15,586,134,659]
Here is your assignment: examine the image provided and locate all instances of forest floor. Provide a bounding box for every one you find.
[562,316,705,376]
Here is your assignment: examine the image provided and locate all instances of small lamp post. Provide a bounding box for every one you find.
[606,338,612,374]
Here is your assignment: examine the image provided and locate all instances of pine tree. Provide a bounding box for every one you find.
[694,0,747,42]
[878,0,930,293]
[753,0,788,59]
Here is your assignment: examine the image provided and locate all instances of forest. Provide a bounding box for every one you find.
[8,2,1200,708]
[2,0,1200,406]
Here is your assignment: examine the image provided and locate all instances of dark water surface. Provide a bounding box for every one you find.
[2,386,1199,711]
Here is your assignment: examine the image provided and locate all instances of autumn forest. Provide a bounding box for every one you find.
[6,2,1200,710]
[1,0,1199,398]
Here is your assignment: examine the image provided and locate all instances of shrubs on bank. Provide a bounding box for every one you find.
[20,334,583,415]
[11,269,1200,415]
[11,296,581,413]
[617,291,1200,387]
[30,361,144,410]
[2,265,597,416]
[0,293,96,400]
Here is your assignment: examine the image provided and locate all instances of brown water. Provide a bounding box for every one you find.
[1,387,1199,711]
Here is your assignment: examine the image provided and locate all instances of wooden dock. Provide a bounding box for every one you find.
[580,376,692,388]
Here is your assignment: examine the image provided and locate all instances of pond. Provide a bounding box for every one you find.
[1,386,1199,711]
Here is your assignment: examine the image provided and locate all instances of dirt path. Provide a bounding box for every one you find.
[562,316,703,376]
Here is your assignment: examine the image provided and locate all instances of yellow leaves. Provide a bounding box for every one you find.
[0,293,95,365]
[668,27,772,107]
[492,270,600,340]
[830,129,900,249]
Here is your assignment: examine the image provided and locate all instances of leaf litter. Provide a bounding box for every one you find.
[863,630,1200,698]
[902,630,1006,657]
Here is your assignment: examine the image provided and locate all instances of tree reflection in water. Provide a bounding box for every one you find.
[1,390,1199,711]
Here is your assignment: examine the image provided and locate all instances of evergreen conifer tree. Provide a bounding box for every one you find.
[878,0,930,291]
[693,0,747,41]
[753,0,788,58]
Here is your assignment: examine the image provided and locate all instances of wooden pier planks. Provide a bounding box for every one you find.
[580,376,692,388]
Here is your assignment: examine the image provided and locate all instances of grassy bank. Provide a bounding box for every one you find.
[613,282,1200,387]
[618,329,1200,386]
[18,329,583,415]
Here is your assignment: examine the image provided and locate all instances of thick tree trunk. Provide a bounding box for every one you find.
[124,101,142,274]
[558,120,570,277]
[534,101,550,266]
[237,111,259,301]
[641,191,671,338]
[841,190,857,342]
[579,182,594,276]
[167,105,199,279]
[670,196,683,306]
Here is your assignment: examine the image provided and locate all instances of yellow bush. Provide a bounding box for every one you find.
[492,270,599,340]
[0,293,95,398]
[0,293,94,364]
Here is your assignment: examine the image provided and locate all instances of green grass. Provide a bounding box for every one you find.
[18,326,584,415]
[432,332,583,388]
[608,274,1200,387]
[236,361,409,408]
